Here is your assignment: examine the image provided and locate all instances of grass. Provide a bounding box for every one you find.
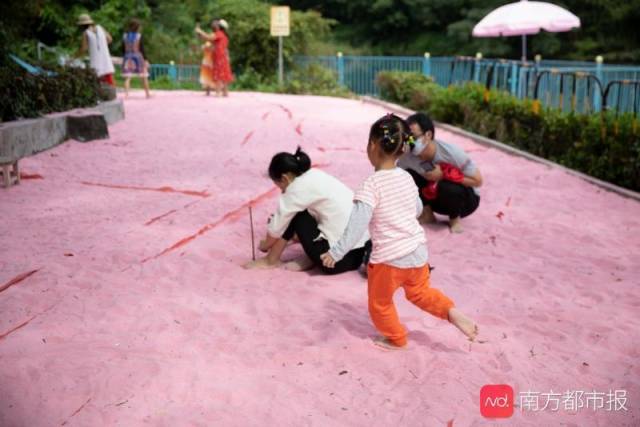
[114,71,201,91]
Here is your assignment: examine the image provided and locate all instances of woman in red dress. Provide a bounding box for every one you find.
[196,19,234,97]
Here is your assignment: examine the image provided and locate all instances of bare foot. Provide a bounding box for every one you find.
[448,308,478,341]
[418,206,437,224]
[449,217,464,233]
[283,255,314,271]
[372,336,407,351]
[243,257,280,270]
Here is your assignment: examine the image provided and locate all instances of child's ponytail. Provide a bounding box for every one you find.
[293,146,311,175]
[268,146,312,181]
[369,114,412,157]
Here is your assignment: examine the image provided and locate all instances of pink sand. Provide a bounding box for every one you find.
[1,90,639,426]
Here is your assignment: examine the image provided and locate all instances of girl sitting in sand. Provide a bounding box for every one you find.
[244,147,370,274]
[320,114,478,349]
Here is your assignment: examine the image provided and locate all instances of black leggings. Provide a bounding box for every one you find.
[406,169,480,219]
[282,210,369,275]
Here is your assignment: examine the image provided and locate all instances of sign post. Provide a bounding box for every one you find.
[270,6,290,86]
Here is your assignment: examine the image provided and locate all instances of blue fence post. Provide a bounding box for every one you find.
[422,52,431,77]
[474,52,482,82]
[531,54,542,101]
[520,66,533,99]
[337,52,344,86]
[594,55,604,112]
[168,60,177,82]
[510,61,518,95]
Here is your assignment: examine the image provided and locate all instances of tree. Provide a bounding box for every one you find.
[2,0,333,74]
[279,0,640,62]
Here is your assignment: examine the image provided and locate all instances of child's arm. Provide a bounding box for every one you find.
[321,201,372,268]
[267,190,309,241]
[258,214,278,252]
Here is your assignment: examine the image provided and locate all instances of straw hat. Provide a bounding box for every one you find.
[77,14,94,26]
[218,19,229,30]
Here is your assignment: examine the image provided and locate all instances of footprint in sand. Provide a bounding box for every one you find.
[323,301,372,339]
[528,313,549,323]
[495,351,513,372]
[573,291,605,308]
[585,325,612,345]
[521,321,565,344]
[475,314,509,327]
[168,307,206,333]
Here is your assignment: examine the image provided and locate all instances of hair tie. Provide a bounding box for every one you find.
[406,135,415,148]
[381,125,393,146]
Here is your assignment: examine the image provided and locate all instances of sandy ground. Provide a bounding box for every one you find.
[1,90,639,427]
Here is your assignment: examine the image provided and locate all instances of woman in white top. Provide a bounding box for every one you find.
[77,14,115,85]
[245,147,370,274]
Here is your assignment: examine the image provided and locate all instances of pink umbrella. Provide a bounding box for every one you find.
[472,0,580,61]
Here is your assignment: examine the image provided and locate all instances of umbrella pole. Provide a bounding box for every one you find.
[521,34,527,62]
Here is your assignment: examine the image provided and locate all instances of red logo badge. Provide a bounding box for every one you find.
[480,384,514,418]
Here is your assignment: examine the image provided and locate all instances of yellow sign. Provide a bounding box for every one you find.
[270,6,290,37]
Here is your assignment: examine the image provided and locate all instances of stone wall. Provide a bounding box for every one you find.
[0,100,124,164]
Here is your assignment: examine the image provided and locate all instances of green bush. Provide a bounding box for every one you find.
[283,63,351,97]
[213,0,334,77]
[227,63,352,97]
[231,67,279,92]
[377,71,640,191]
[0,60,101,122]
[4,0,335,80]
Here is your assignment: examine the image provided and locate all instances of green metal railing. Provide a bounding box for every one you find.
[294,54,640,114]
[124,56,640,114]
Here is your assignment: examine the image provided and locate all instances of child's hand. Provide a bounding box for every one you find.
[320,252,336,269]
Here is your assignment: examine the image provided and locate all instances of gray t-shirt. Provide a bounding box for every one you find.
[398,139,479,195]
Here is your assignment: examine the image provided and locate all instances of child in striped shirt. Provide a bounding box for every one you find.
[320,114,478,350]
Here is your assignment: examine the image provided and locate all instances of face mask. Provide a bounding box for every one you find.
[411,137,427,155]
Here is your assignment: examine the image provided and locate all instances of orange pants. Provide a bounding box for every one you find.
[367,263,454,347]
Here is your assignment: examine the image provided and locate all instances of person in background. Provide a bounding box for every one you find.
[195,19,233,97]
[77,13,115,86]
[122,18,150,98]
[196,20,216,96]
[399,112,482,233]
